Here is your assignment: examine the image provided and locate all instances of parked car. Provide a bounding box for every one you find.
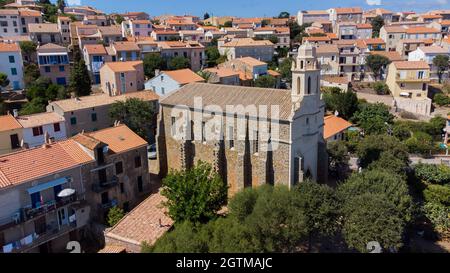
[147,144,157,159]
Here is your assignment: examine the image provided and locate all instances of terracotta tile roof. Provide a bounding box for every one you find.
[326,33,338,39]
[98,245,127,253]
[393,61,430,70]
[267,69,280,77]
[72,134,102,150]
[18,9,41,17]
[0,114,22,132]
[335,7,363,14]
[0,35,32,42]
[83,125,148,153]
[98,26,122,36]
[383,26,406,33]
[203,67,239,78]
[237,56,266,66]
[303,36,331,42]
[363,38,385,45]
[50,91,159,112]
[28,23,59,33]
[157,40,204,49]
[37,43,66,51]
[302,10,329,15]
[406,27,440,34]
[161,83,293,120]
[0,139,94,189]
[316,44,339,54]
[0,9,19,15]
[324,115,352,139]
[356,23,372,29]
[58,16,70,21]
[421,14,443,19]
[131,20,152,25]
[103,61,143,73]
[0,42,20,52]
[369,51,402,61]
[84,44,107,55]
[418,45,449,54]
[112,41,140,52]
[105,191,173,248]
[162,69,205,85]
[16,112,64,128]
[440,20,450,26]
[400,38,434,44]
[221,38,273,47]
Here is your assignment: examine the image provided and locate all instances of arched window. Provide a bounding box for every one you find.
[297,77,301,94]
[307,76,311,94]
[300,60,304,69]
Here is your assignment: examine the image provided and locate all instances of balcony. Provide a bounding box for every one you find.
[21,195,80,222]
[91,176,119,193]
[98,198,118,210]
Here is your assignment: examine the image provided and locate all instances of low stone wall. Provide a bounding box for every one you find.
[394,97,432,116]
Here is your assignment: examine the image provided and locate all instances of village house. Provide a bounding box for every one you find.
[100,61,145,96]
[36,43,70,86]
[71,125,151,222]
[218,56,274,86]
[297,10,330,25]
[408,46,450,81]
[0,137,92,253]
[218,37,274,62]
[29,23,62,45]
[57,16,71,45]
[83,44,109,84]
[315,44,339,75]
[251,27,290,49]
[178,30,205,43]
[405,26,441,41]
[430,20,450,38]
[356,23,373,39]
[165,18,196,31]
[363,8,394,24]
[15,112,66,148]
[126,36,160,57]
[0,114,23,155]
[418,14,443,24]
[150,28,179,41]
[335,39,363,81]
[82,15,108,27]
[121,19,152,38]
[336,22,358,40]
[144,68,204,96]
[221,28,249,38]
[98,25,123,45]
[0,41,24,90]
[329,7,363,24]
[18,8,42,35]
[380,25,407,51]
[203,67,241,86]
[119,12,150,21]
[156,43,327,193]
[386,60,432,116]
[47,91,159,137]
[396,38,434,59]
[302,36,332,45]
[0,10,21,37]
[323,115,352,142]
[107,41,141,62]
[157,40,206,71]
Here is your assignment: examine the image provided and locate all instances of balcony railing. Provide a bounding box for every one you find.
[22,195,79,222]
[91,176,119,193]
[98,198,118,210]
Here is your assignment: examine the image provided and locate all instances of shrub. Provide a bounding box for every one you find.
[423,184,450,206]
[399,111,417,120]
[423,202,450,235]
[372,82,390,95]
[414,163,450,184]
[107,206,125,227]
[433,93,450,106]
[404,132,436,156]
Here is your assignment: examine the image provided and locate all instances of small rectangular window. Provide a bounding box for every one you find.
[120,183,125,193]
[137,176,143,192]
[135,156,141,168]
[10,68,17,75]
[32,126,43,136]
[91,113,97,122]
[8,56,15,63]
[70,117,77,125]
[53,123,60,132]
[228,126,234,149]
[115,161,123,174]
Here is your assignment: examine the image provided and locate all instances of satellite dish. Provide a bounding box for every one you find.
[58,188,75,198]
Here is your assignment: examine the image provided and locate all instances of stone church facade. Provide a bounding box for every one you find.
[156,42,327,195]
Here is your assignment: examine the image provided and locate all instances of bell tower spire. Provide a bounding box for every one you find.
[291,42,321,105]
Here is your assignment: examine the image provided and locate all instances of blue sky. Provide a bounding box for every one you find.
[61,0,450,17]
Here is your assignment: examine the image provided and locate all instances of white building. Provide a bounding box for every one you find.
[408,46,450,81]
[121,19,152,37]
[144,68,205,96]
[0,42,24,90]
[297,10,330,25]
[15,112,67,148]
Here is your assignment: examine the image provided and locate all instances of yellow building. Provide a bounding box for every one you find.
[386,60,432,116]
[0,114,23,155]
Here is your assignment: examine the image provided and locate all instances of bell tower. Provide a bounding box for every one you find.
[291,42,321,105]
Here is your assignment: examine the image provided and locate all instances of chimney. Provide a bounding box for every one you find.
[334,110,339,117]
[158,218,162,227]
[12,109,18,118]
[155,69,160,76]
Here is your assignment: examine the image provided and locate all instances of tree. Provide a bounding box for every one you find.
[405,131,436,156]
[371,15,385,38]
[68,58,91,97]
[168,56,190,70]
[267,35,278,44]
[0,73,9,89]
[327,141,350,180]
[424,184,450,206]
[261,19,270,27]
[107,206,125,227]
[205,46,220,67]
[23,63,40,87]
[341,193,406,252]
[19,41,37,62]
[322,89,359,120]
[109,98,155,140]
[203,12,210,20]
[223,21,232,28]
[278,12,290,18]
[254,75,276,88]
[356,134,409,169]
[0,0,14,8]
[161,161,228,223]
[352,102,394,135]
[365,54,390,80]
[41,3,58,23]
[414,163,450,185]
[143,54,165,78]
[278,58,292,83]
[295,181,340,251]
[433,55,450,83]
[197,71,212,82]
[56,0,66,12]
[19,97,47,115]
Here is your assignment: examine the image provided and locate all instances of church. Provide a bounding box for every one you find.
[156,42,327,194]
